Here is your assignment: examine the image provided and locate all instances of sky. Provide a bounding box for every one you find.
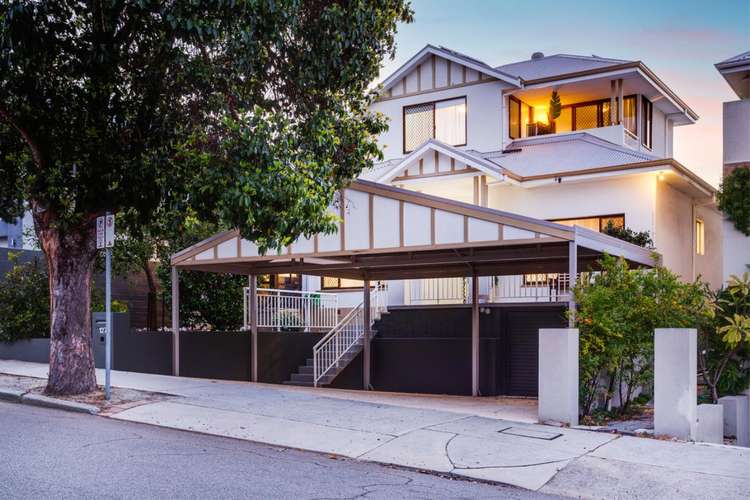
[378,0,750,187]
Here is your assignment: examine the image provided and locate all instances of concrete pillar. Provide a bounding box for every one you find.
[719,395,749,447]
[654,328,697,440]
[696,404,724,444]
[363,279,371,390]
[471,273,479,397]
[171,267,180,377]
[538,328,579,425]
[249,275,258,382]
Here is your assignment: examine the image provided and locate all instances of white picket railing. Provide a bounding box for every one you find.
[404,274,575,305]
[489,274,573,303]
[313,285,388,387]
[244,288,338,331]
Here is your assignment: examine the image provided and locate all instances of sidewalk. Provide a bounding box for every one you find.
[2,360,748,498]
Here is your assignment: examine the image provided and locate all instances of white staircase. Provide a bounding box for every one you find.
[304,285,387,387]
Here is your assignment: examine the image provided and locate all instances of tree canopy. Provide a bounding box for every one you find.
[0,0,412,394]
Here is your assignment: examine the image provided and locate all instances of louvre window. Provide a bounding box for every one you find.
[403,97,466,153]
[322,277,363,289]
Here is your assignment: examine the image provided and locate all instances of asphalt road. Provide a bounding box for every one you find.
[0,401,560,500]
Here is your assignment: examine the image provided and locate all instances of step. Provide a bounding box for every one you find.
[298,365,313,375]
[282,380,315,387]
[290,373,314,383]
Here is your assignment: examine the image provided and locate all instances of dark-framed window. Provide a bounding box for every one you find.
[508,95,521,139]
[403,96,467,153]
[570,96,636,134]
[258,274,301,290]
[550,214,625,232]
[641,97,653,149]
[321,277,364,290]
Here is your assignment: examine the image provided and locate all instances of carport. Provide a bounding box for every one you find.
[170,180,657,396]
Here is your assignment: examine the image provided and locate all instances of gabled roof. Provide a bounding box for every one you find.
[369,139,506,183]
[496,54,632,81]
[170,180,658,279]
[715,51,750,99]
[716,51,750,69]
[379,44,522,92]
[484,133,657,178]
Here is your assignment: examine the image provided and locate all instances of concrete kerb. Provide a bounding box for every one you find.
[0,386,101,415]
[0,387,25,402]
[20,392,100,415]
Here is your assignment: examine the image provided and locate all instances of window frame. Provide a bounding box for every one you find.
[641,97,653,150]
[549,213,626,232]
[695,218,705,256]
[320,277,365,291]
[402,96,467,154]
[568,95,637,132]
[508,95,522,140]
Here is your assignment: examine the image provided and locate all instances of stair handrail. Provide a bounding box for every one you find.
[312,284,387,387]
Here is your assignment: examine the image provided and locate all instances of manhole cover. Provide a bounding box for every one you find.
[499,427,562,440]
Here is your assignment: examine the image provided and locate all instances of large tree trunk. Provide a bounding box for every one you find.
[35,208,98,395]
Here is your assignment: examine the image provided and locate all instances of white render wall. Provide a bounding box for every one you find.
[488,174,657,235]
[370,80,510,160]
[723,100,750,166]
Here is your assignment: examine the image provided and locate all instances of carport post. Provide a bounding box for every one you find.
[568,241,577,328]
[363,279,371,390]
[471,273,479,397]
[171,266,180,376]
[249,275,258,382]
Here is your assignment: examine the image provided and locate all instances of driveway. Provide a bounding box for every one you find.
[2,360,749,498]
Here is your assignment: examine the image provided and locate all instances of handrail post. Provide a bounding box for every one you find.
[249,275,258,382]
[363,280,371,390]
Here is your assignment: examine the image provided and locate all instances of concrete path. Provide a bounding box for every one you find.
[2,360,749,497]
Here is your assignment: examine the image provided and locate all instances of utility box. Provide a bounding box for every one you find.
[91,312,130,369]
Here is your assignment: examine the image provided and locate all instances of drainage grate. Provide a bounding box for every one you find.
[498,427,562,440]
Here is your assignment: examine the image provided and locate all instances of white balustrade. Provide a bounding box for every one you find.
[244,288,338,332]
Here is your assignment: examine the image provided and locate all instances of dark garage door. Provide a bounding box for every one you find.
[500,308,567,397]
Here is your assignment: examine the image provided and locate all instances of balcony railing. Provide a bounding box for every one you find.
[244,288,339,332]
[404,274,576,305]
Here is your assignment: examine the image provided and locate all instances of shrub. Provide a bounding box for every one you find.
[0,252,129,342]
[601,221,654,248]
[0,253,49,341]
[699,273,750,402]
[572,255,711,417]
[717,167,750,236]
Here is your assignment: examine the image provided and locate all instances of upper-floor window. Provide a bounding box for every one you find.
[508,96,532,139]
[551,214,625,232]
[641,97,653,149]
[571,96,636,135]
[403,97,466,153]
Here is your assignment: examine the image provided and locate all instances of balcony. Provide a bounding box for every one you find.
[404,275,574,305]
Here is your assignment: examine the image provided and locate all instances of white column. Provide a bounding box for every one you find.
[655,328,697,440]
[538,328,579,425]
[617,78,624,125]
[471,273,479,397]
[249,275,258,382]
[171,266,180,377]
[363,279,371,390]
[568,241,577,328]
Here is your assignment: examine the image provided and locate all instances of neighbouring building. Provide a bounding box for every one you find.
[716,50,750,281]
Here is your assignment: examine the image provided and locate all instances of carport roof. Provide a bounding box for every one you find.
[171,180,658,279]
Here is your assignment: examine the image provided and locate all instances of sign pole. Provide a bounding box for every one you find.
[104,212,112,400]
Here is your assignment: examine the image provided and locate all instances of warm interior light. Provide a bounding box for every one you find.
[534,106,549,124]
[658,171,665,181]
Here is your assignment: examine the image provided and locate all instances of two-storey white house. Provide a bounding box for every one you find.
[170,45,724,395]
[303,45,721,308]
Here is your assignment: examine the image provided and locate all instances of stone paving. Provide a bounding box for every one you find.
[2,360,749,497]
